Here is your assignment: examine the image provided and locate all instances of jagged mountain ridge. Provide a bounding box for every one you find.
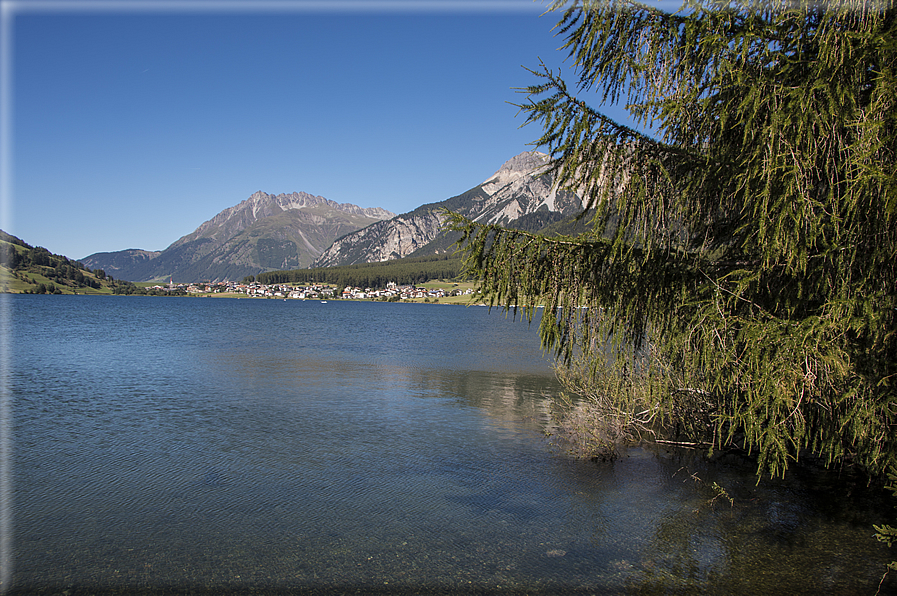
[312,151,583,267]
[81,191,394,282]
[78,249,162,278]
[173,191,394,249]
[81,152,580,281]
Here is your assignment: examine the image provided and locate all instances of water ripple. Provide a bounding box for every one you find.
[9,296,895,595]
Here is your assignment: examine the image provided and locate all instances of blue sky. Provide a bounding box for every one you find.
[3,0,654,260]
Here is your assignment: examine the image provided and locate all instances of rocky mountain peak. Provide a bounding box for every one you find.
[82,151,576,280]
[242,191,394,220]
[313,150,583,268]
[176,191,394,247]
[481,151,550,196]
[83,189,396,282]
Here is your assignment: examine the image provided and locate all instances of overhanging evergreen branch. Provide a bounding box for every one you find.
[457,0,897,482]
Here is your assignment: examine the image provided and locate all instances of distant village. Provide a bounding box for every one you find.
[152,280,474,301]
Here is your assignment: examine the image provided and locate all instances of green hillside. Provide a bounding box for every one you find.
[1,230,119,294]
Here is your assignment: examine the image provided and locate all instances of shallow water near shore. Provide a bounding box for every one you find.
[6,295,896,595]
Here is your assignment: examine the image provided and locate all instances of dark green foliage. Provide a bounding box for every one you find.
[1,231,109,293]
[108,280,184,296]
[505,209,569,233]
[449,0,897,480]
[29,247,51,267]
[257,254,462,289]
[2,244,22,269]
[111,280,144,295]
[874,468,897,583]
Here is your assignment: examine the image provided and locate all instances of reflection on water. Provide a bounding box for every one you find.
[8,296,896,595]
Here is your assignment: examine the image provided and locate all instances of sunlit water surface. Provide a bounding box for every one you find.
[7,295,896,595]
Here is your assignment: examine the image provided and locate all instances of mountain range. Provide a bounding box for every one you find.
[82,151,583,282]
[81,192,393,282]
[312,151,583,267]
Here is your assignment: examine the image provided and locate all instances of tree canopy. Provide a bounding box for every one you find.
[448,0,896,479]
[256,255,462,289]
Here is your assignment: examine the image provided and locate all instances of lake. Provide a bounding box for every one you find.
[4,295,895,595]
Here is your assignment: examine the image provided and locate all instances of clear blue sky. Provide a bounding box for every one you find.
[3,0,664,261]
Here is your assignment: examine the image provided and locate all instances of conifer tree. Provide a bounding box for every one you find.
[448,0,896,479]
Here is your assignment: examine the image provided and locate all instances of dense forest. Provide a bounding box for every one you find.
[254,254,463,289]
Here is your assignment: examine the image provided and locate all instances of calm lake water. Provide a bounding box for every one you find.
[5,295,896,595]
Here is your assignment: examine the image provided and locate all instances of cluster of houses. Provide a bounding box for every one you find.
[339,282,472,301]
[152,280,473,301]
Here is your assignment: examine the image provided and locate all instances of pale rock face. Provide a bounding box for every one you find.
[475,172,560,225]
[313,150,585,267]
[481,151,551,196]
[314,211,446,268]
[392,212,446,258]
